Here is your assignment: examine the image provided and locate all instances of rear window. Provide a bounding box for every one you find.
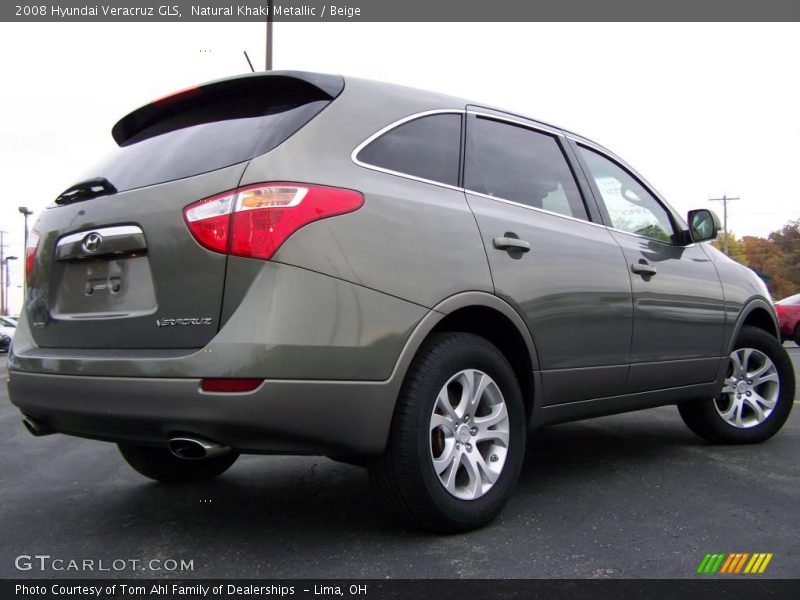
[356,113,462,187]
[84,78,333,193]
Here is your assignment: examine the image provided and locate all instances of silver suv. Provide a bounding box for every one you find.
[8,71,794,532]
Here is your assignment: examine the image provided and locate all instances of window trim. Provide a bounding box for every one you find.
[352,109,675,232]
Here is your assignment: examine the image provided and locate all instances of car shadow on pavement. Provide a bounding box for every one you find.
[13,411,705,538]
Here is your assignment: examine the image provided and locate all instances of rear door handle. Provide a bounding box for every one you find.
[493,236,531,252]
[631,262,657,276]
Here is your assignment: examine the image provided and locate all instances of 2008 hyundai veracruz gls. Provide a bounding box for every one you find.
[8,71,795,532]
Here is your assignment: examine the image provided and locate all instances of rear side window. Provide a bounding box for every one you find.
[84,78,334,193]
[356,114,462,187]
[464,117,587,220]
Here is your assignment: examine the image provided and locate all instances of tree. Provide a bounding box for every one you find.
[768,219,800,289]
[711,220,800,300]
[711,231,746,264]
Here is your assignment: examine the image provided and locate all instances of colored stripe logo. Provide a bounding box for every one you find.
[696,553,773,574]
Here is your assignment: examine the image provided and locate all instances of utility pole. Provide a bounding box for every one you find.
[0,230,6,316]
[709,194,740,256]
[265,0,274,70]
[4,257,17,316]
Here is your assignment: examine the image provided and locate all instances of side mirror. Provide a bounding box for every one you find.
[687,209,721,243]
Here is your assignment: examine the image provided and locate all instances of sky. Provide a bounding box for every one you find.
[0,22,798,314]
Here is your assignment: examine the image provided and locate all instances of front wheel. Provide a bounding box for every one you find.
[369,332,526,533]
[678,326,795,444]
[118,443,239,483]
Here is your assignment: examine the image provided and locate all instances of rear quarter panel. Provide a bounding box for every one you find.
[238,78,494,309]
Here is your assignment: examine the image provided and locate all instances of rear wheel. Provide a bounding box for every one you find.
[369,332,526,532]
[118,443,238,483]
[678,326,794,443]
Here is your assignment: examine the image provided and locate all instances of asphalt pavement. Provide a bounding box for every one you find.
[1,347,798,579]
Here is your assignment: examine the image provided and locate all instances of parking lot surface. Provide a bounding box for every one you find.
[1,347,798,579]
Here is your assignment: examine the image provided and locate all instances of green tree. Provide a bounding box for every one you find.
[711,231,746,264]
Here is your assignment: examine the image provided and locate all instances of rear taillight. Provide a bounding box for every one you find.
[183,183,363,260]
[25,229,40,279]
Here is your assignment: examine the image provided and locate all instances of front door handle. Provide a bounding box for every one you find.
[493,236,531,252]
[631,261,657,276]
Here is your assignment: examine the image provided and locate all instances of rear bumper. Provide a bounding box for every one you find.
[7,371,397,456]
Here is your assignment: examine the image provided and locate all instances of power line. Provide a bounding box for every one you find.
[709,195,740,256]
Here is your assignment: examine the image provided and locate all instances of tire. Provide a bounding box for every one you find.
[118,443,238,483]
[794,324,800,347]
[369,332,526,533]
[678,326,795,444]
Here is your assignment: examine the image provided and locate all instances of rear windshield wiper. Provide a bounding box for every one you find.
[55,177,118,205]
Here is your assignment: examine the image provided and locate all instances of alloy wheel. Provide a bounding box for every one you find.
[429,369,510,500]
[716,347,780,428]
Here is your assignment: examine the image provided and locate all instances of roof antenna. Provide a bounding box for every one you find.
[243,51,255,73]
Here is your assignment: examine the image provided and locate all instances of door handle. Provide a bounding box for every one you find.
[631,262,657,276]
[493,236,531,252]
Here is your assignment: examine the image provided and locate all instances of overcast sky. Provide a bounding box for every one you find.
[1,22,798,314]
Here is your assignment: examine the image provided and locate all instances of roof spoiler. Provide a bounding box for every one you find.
[111,71,344,146]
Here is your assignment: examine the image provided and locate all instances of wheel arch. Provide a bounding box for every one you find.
[729,298,780,353]
[388,292,541,426]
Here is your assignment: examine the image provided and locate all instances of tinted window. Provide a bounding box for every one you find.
[357,114,461,186]
[464,117,587,220]
[85,97,329,193]
[579,147,676,243]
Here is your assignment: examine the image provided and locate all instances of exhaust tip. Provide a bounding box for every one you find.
[168,436,229,460]
[22,416,55,437]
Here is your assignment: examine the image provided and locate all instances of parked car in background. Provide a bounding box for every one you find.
[6,71,796,532]
[0,316,16,340]
[0,333,10,354]
[776,293,800,345]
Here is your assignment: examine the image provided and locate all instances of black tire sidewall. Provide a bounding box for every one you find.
[401,334,526,530]
[698,327,795,443]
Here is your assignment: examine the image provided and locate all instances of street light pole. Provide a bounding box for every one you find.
[18,206,33,254]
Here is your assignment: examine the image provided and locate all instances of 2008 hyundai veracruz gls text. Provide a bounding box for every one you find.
[8,71,794,532]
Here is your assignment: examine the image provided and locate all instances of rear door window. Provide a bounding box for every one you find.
[356,113,462,187]
[464,116,588,220]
